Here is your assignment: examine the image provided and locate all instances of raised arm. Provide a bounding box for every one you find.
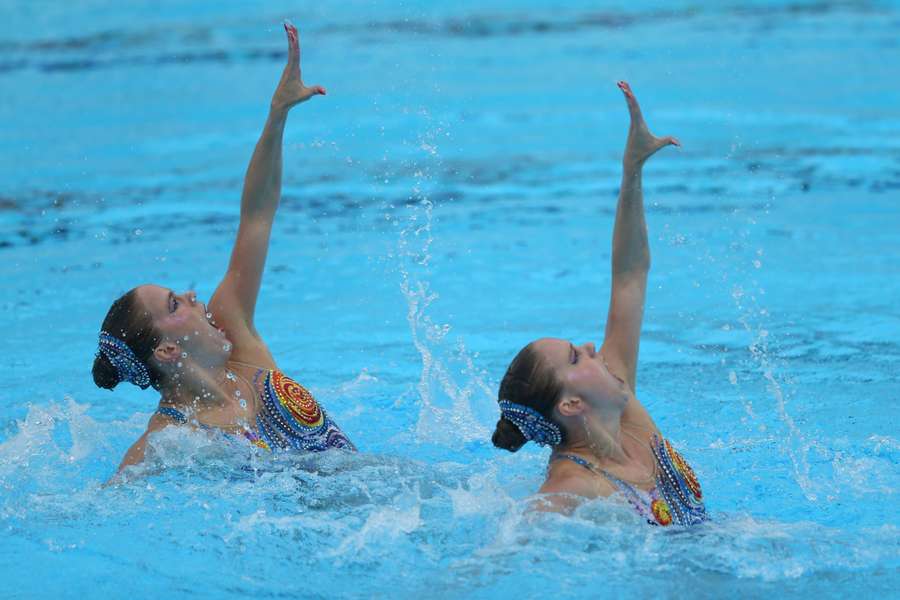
[600,82,678,396]
[209,22,325,338]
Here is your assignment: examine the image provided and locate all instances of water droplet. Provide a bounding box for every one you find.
[206,313,213,319]
[183,335,189,341]
[239,399,247,409]
[234,389,242,397]
[177,361,182,367]
[181,352,187,358]
[223,343,232,352]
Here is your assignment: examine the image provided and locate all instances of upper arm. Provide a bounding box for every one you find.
[209,215,275,334]
[601,271,660,428]
[600,270,648,391]
[111,412,177,479]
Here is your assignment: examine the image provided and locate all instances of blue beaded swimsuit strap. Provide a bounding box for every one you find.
[154,406,214,431]
[550,454,647,498]
[156,406,188,424]
[549,453,659,523]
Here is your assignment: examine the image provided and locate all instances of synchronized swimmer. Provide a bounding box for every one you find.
[93,22,354,475]
[93,21,706,526]
[492,82,706,526]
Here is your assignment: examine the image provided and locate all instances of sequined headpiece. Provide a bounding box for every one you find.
[97,331,151,389]
[498,399,563,447]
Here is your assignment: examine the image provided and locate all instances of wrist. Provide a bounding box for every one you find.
[622,160,644,178]
[268,104,290,122]
[621,165,643,188]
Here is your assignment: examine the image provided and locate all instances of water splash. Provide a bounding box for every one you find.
[395,113,490,446]
[727,213,817,501]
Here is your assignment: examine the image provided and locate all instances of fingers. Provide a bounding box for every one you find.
[617,80,643,120]
[662,136,681,148]
[284,19,299,66]
[310,85,326,96]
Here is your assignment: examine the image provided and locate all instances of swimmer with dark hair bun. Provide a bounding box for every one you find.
[94,22,355,480]
[493,83,708,526]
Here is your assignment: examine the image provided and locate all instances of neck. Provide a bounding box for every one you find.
[159,360,233,413]
[560,409,629,465]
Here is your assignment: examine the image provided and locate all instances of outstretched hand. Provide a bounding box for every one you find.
[618,81,679,171]
[271,20,325,113]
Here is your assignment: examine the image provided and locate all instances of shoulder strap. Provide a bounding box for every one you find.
[155,406,187,424]
[549,453,643,497]
[550,453,595,471]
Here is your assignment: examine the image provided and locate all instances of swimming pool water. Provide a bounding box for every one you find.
[1,1,898,597]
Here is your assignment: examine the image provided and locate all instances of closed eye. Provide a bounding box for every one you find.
[169,291,179,313]
[569,344,578,365]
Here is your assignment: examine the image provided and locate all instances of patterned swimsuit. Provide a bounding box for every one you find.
[157,366,355,453]
[551,434,707,526]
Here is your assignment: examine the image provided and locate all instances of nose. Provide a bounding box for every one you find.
[185,290,197,305]
[583,342,596,357]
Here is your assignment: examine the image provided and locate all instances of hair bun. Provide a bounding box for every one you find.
[92,352,122,390]
[492,417,527,453]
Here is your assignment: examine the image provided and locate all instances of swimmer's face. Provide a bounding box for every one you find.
[135,284,231,370]
[531,337,629,416]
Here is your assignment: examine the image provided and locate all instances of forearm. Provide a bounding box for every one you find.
[610,166,651,276]
[239,108,288,220]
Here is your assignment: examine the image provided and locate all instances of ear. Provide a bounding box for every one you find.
[153,341,180,364]
[556,394,586,418]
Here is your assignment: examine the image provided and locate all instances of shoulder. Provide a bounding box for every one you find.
[147,409,183,432]
[530,467,616,515]
[540,459,617,498]
[111,410,180,479]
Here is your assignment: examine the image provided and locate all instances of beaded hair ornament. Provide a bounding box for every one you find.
[97,331,151,389]
[498,399,563,447]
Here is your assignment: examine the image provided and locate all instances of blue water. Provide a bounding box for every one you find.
[1,0,899,597]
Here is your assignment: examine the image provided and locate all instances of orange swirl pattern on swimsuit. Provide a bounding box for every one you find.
[650,498,672,526]
[256,369,356,452]
[271,370,324,428]
[664,438,702,500]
